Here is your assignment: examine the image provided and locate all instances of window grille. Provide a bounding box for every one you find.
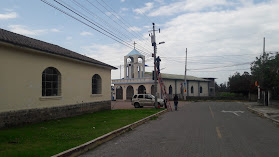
[42,67,61,96]
[92,74,102,94]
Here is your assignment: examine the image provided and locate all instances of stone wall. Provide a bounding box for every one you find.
[0,101,111,128]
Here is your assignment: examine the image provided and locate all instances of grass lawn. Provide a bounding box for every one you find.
[0,109,162,157]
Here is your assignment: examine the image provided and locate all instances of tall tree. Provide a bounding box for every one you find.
[251,52,279,90]
[216,82,229,92]
[228,71,255,96]
[251,52,279,99]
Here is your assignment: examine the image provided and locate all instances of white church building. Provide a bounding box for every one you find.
[112,48,216,100]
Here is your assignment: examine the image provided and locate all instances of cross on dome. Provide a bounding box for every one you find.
[133,41,137,49]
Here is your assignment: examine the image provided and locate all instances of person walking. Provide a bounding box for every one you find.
[174,94,178,111]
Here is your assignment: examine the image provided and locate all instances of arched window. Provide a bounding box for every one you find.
[138,57,143,63]
[169,85,173,95]
[116,86,123,99]
[42,67,61,96]
[127,57,132,63]
[191,86,194,93]
[138,85,146,94]
[126,86,134,100]
[200,87,203,93]
[92,74,102,94]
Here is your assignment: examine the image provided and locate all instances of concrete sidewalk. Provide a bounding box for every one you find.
[245,102,279,124]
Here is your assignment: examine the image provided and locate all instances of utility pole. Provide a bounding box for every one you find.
[152,23,158,108]
[263,37,265,54]
[263,37,269,106]
[150,23,158,108]
[184,48,187,100]
[260,37,265,105]
[149,23,163,108]
[120,65,121,79]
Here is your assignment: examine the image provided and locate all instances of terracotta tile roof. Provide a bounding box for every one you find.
[0,28,117,69]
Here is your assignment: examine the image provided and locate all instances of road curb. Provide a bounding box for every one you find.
[247,107,279,124]
[52,109,168,157]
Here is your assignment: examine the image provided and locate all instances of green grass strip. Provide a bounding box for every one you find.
[0,109,162,157]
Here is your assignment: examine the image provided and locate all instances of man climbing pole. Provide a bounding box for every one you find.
[156,56,161,74]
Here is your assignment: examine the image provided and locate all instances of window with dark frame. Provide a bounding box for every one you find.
[42,67,60,96]
[200,87,203,93]
[92,74,102,94]
[191,86,194,93]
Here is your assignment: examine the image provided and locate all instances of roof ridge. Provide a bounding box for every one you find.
[145,71,194,77]
[0,28,117,69]
[0,28,61,48]
[144,71,210,81]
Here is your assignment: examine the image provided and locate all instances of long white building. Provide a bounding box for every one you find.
[112,48,216,100]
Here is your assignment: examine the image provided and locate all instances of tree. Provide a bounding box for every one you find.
[228,71,255,96]
[251,52,279,89]
[251,52,279,99]
[215,82,229,93]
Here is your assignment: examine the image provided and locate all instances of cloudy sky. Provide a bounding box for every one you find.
[1,0,279,84]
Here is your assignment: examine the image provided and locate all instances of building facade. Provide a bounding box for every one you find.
[0,29,116,128]
[112,49,215,100]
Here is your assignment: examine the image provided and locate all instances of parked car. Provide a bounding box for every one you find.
[131,94,165,108]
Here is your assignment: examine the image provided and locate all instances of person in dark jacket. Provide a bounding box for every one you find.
[156,56,161,74]
[173,94,178,111]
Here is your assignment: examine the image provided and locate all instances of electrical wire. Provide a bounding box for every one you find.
[91,0,153,55]
[98,0,154,51]
[41,0,153,57]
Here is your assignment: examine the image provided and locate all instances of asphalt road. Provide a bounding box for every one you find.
[80,101,279,157]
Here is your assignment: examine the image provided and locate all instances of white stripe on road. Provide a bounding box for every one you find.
[221,110,244,116]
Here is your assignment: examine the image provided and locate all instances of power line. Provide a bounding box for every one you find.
[68,0,153,57]
[128,1,171,57]
[69,0,133,42]
[41,0,152,57]
[93,0,153,55]
[41,0,131,48]
[188,62,251,71]
[190,68,250,72]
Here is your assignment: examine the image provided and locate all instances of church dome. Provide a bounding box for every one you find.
[125,49,143,56]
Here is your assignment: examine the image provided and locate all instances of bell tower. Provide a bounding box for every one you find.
[124,43,145,79]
